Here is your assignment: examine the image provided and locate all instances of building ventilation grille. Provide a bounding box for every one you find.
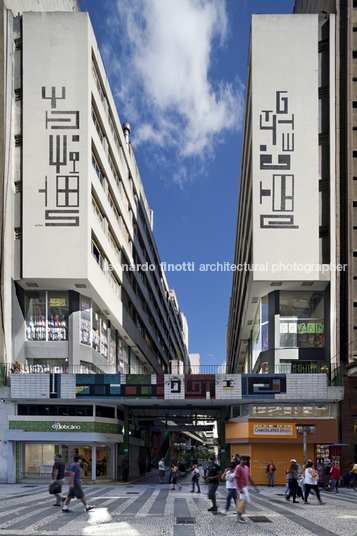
[14,134,22,147]
[318,86,329,99]
[14,181,22,193]
[319,132,329,145]
[318,39,329,53]
[319,179,329,191]
[14,88,22,101]
[14,228,22,240]
[14,38,22,51]
[319,225,329,237]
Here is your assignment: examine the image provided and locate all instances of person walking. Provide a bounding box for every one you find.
[205,454,221,512]
[122,457,130,482]
[168,455,176,484]
[330,461,341,493]
[304,461,326,505]
[265,461,276,487]
[138,457,146,478]
[171,463,182,490]
[235,455,259,523]
[233,454,240,466]
[190,464,201,493]
[62,455,94,513]
[220,463,238,515]
[158,457,165,484]
[51,453,66,506]
[285,463,300,503]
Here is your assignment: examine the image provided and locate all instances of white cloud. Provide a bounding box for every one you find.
[103,0,244,184]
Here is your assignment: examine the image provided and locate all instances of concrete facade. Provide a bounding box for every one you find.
[227,14,336,380]
[0,7,189,376]
[293,0,357,481]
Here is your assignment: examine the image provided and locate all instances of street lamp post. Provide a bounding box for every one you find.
[296,424,316,465]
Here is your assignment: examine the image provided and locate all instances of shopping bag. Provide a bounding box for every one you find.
[236,498,246,514]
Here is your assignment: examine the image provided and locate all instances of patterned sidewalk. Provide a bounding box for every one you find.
[0,480,355,535]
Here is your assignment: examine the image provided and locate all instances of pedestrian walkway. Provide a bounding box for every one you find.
[0,478,355,535]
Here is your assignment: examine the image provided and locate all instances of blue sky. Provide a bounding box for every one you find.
[78,0,296,369]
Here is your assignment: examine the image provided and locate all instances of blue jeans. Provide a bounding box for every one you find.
[225,488,237,511]
[192,477,201,492]
[268,473,274,486]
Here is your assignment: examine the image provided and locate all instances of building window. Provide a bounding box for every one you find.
[252,295,269,369]
[91,106,105,144]
[267,406,282,417]
[299,405,314,416]
[283,405,299,416]
[279,291,324,348]
[314,405,329,417]
[80,296,91,346]
[118,335,129,373]
[252,406,267,416]
[100,315,108,359]
[92,302,100,353]
[26,291,68,342]
[47,292,68,341]
[110,329,117,367]
[92,152,105,187]
[91,196,104,229]
[26,290,46,341]
[96,405,115,419]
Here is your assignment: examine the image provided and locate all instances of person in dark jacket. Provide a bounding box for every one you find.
[52,453,66,506]
[285,463,299,503]
[265,461,276,487]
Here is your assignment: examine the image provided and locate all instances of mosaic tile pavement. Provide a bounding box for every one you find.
[0,477,355,536]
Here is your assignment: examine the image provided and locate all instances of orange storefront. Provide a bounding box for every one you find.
[226,419,338,485]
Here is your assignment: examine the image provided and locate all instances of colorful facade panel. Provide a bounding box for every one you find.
[10,372,330,401]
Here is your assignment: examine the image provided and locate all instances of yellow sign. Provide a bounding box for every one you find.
[50,299,66,307]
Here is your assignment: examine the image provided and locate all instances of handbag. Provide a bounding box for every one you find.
[236,498,246,514]
[49,482,61,494]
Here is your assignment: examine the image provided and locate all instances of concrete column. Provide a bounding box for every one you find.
[7,441,15,483]
[92,444,96,481]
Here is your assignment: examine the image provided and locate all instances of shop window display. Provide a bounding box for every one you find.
[118,336,129,373]
[25,291,46,341]
[24,443,58,477]
[110,330,117,366]
[80,296,91,346]
[92,303,100,352]
[279,291,324,348]
[100,316,108,358]
[48,292,68,341]
[26,291,68,342]
[252,296,269,369]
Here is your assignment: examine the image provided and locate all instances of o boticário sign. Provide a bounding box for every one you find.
[253,424,293,436]
[51,421,82,431]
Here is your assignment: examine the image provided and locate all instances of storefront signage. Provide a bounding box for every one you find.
[253,424,293,435]
[51,421,81,431]
[50,298,66,307]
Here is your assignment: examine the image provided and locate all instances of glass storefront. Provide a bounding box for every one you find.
[25,291,68,342]
[24,443,58,476]
[22,443,113,479]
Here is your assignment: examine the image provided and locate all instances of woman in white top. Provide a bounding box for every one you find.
[220,463,238,515]
[304,461,325,505]
[190,464,201,493]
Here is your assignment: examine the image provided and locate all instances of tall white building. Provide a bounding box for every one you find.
[227,14,337,378]
[1,5,189,377]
